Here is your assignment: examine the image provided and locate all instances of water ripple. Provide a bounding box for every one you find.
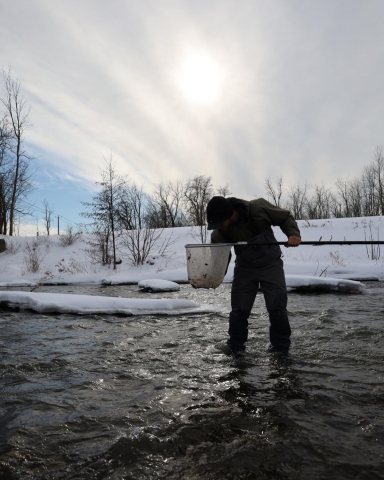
[0,282,383,478]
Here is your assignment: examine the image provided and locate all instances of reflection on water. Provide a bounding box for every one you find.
[0,283,383,479]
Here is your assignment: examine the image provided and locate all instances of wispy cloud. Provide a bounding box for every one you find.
[2,0,384,204]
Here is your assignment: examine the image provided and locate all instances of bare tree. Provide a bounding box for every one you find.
[264,176,284,207]
[146,180,187,228]
[0,68,34,235]
[362,164,378,216]
[35,215,39,236]
[117,183,149,230]
[121,227,163,266]
[0,114,12,233]
[372,146,384,215]
[217,184,232,198]
[117,182,169,265]
[286,182,308,220]
[335,177,352,217]
[101,161,118,268]
[350,178,364,217]
[42,199,54,235]
[306,183,335,219]
[82,156,171,266]
[81,157,128,268]
[184,175,214,226]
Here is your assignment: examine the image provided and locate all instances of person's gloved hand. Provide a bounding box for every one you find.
[285,236,301,247]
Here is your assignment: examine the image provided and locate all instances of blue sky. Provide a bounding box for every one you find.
[1,0,384,234]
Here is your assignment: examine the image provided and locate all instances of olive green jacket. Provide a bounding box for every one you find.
[211,197,301,243]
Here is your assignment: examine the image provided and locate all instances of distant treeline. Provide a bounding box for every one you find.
[264,146,384,220]
[80,152,384,265]
[82,147,384,244]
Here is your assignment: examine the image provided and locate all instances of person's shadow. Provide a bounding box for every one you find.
[218,352,307,433]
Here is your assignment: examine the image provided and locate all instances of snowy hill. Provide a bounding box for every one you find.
[0,216,383,288]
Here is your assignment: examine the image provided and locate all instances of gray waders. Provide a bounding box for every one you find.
[228,231,291,352]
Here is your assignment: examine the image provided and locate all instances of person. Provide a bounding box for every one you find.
[206,195,301,356]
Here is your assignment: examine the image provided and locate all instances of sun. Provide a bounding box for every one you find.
[178,54,221,104]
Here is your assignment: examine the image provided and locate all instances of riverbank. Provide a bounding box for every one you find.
[0,216,383,288]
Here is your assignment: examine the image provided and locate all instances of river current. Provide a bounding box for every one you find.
[0,283,383,479]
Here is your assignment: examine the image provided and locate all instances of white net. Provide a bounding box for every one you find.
[185,244,232,289]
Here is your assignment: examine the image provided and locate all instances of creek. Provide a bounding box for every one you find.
[0,283,383,479]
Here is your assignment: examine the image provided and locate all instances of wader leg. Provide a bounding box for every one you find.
[228,266,259,351]
[260,258,291,350]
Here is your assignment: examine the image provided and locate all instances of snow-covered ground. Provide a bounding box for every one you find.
[0,216,382,296]
[0,290,214,315]
[138,279,180,292]
[0,217,384,314]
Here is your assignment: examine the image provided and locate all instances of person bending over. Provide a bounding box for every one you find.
[206,196,301,355]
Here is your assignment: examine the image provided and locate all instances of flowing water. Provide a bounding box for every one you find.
[0,283,383,479]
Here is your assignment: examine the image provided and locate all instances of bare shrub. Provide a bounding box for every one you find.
[38,235,52,249]
[83,229,116,266]
[55,255,88,274]
[189,225,208,244]
[365,225,381,261]
[23,239,47,273]
[122,228,163,266]
[156,232,180,257]
[4,238,20,254]
[329,251,346,267]
[59,226,82,247]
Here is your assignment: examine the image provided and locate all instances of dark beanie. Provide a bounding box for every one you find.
[206,196,234,230]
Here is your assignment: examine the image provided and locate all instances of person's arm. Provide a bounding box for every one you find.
[279,212,301,247]
[253,198,301,246]
[285,235,301,247]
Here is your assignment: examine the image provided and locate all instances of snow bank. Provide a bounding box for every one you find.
[138,279,180,292]
[0,279,37,287]
[0,217,383,290]
[285,275,365,293]
[0,291,216,316]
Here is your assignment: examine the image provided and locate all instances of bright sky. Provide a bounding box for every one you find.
[1,0,384,234]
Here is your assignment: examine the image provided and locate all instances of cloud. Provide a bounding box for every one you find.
[1,0,384,205]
